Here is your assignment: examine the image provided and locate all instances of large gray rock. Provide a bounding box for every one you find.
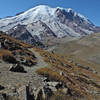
[0,85,4,90]
[9,64,26,73]
[0,94,5,100]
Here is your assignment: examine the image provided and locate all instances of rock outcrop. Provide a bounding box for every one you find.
[0,32,37,67]
[9,64,26,73]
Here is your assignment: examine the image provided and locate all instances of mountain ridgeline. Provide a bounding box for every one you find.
[0,5,100,45]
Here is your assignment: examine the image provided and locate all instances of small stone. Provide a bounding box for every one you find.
[62,88,68,94]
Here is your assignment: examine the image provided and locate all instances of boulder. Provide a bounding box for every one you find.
[17,85,32,100]
[68,59,73,63]
[75,63,83,67]
[35,88,43,100]
[34,86,53,100]
[62,88,68,94]
[2,55,17,64]
[47,82,59,87]
[21,57,37,67]
[43,86,53,99]
[60,71,65,76]
[0,94,5,100]
[9,64,26,73]
[0,85,4,90]
[47,86,57,92]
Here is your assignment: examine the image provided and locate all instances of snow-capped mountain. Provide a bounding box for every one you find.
[0,5,100,43]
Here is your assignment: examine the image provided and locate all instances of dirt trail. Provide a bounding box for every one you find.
[27,48,49,72]
[0,48,49,89]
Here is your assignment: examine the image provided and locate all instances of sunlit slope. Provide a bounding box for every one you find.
[53,33,100,73]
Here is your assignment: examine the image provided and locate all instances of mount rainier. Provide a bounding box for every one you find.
[0,5,100,44]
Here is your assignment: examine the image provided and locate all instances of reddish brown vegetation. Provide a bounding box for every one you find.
[0,33,37,65]
[35,48,100,100]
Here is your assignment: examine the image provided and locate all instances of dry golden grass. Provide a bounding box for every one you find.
[34,48,100,81]
[0,49,17,63]
[36,67,88,98]
[0,33,33,48]
[0,33,37,64]
[23,56,37,64]
[50,90,83,100]
[36,67,61,81]
[14,49,36,58]
[35,47,100,100]
[0,49,13,58]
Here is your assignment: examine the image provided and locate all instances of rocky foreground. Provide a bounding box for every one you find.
[0,32,100,100]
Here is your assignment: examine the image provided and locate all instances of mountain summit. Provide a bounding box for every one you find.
[0,5,100,43]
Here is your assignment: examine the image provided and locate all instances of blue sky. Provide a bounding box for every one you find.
[0,0,100,26]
